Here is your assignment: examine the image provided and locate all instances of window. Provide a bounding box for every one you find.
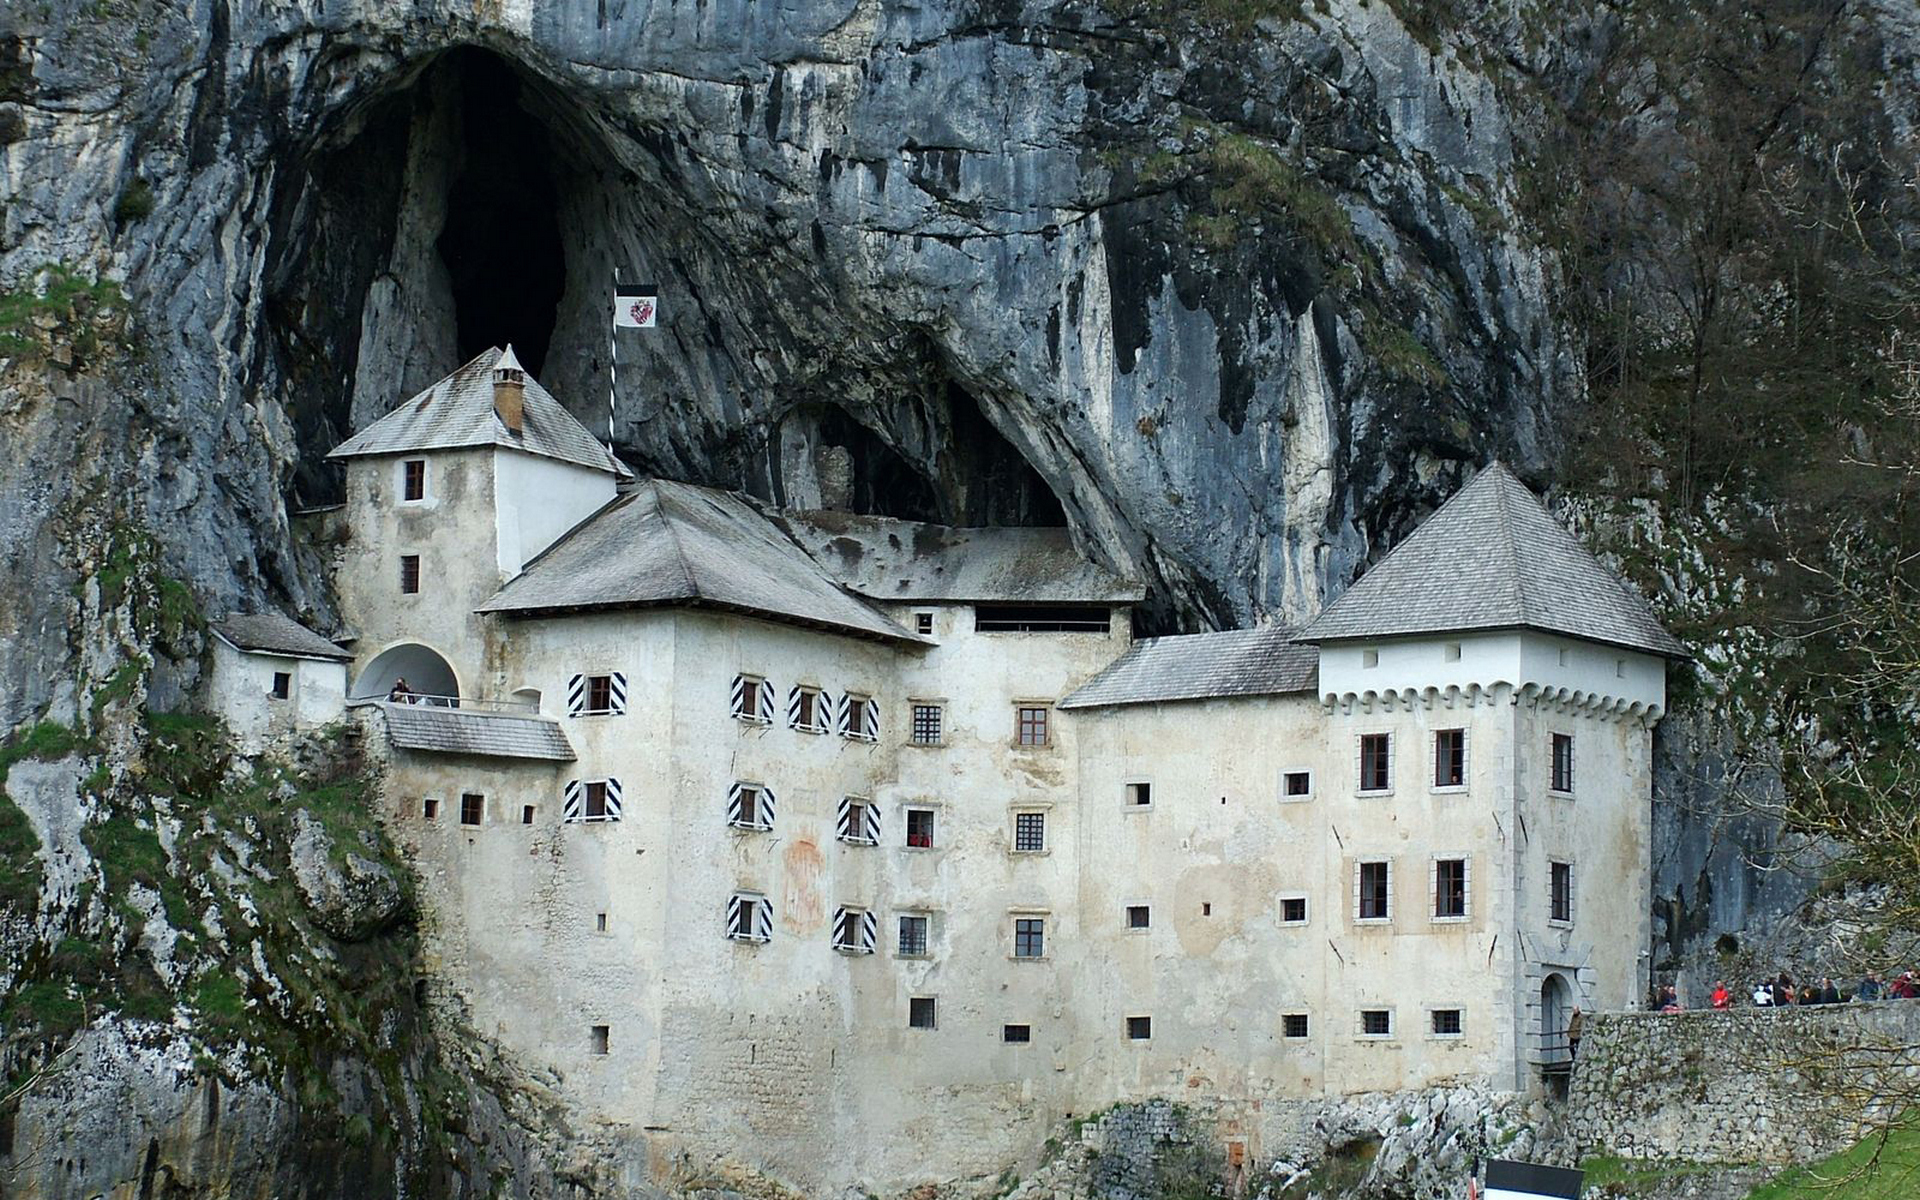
[568,672,627,717]
[898,913,930,957]
[595,912,608,933]
[1431,1009,1463,1037]
[1282,1014,1310,1039]
[1281,771,1312,800]
[564,778,624,823]
[1280,896,1308,925]
[422,797,438,820]
[910,703,943,745]
[1357,860,1391,922]
[726,892,773,942]
[589,1025,609,1055]
[1358,734,1392,793]
[1557,647,1571,667]
[1360,1009,1393,1037]
[460,793,484,826]
[975,605,1109,632]
[402,459,426,501]
[1126,904,1150,930]
[1362,648,1379,668]
[909,997,937,1029]
[1434,729,1466,788]
[1444,641,1461,661]
[1125,1016,1152,1041]
[1013,917,1045,959]
[1013,811,1046,853]
[788,686,826,732]
[1016,705,1050,748]
[905,807,935,848]
[1550,733,1575,793]
[269,671,291,700]
[731,674,772,724]
[1551,860,1574,924]
[400,555,421,594]
[832,906,877,954]
[1434,858,1468,920]
[1616,658,1627,678]
[728,782,774,831]
[841,693,879,741]
[837,797,880,845]
[521,805,534,825]
[1002,1024,1032,1044]
[1125,781,1152,808]
[914,611,935,636]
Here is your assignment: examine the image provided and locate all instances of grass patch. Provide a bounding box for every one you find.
[0,262,124,363]
[1581,1156,1742,1189]
[1187,130,1356,255]
[1747,1121,1920,1198]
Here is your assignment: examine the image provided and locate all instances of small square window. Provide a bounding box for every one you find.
[589,1025,609,1055]
[1444,641,1461,661]
[1280,896,1307,925]
[400,555,421,595]
[460,793,484,826]
[915,611,935,636]
[1013,811,1046,853]
[905,808,935,849]
[521,805,535,825]
[1126,904,1150,930]
[911,704,943,745]
[1282,1013,1309,1039]
[403,459,426,501]
[1362,648,1379,668]
[1359,734,1392,793]
[1282,771,1312,800]
[1431,1009,1463,1036]
[1013,917,1045,959]
[595,912,608,933]
[1125,781,1152,807]
[422,798,439,820]
[1361,1010,1392,1037]
[1125,1016,1152,1041]
[269,671,291,700]
[909,997,937,1029]
[1016,705,1050,748]
[1002,1023,1032,1044]
[898,913,930,957]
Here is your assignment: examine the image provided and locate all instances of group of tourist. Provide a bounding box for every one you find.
[1648,970,1920,1011]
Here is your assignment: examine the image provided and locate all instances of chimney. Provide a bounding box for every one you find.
[493,344,526,434]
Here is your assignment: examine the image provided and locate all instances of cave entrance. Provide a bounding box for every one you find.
[434,48,568,375]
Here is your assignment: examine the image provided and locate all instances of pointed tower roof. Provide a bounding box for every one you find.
[1298,463,1687,658]
[328,347,629,477]
[495,343,525,375]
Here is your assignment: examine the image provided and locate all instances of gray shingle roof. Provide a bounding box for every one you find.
[381,704,575,761]
[772,511,1144,604]
[1059,627,1319,709]
[476,480,922,644]
[327,347,631,478]
[1297,462,1688,658]
[212,613,352,661]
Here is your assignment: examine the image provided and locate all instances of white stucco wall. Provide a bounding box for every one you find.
[492,448,617,576]
[208,641,346,751]
[1318,631,1666,721]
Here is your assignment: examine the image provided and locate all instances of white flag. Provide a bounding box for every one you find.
[614,284,656,329]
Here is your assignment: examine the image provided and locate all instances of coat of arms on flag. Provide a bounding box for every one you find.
[614,283,657,328]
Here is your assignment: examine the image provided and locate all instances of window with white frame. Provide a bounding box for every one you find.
[840,692,880,741]
[1550,732,1575,794]
[1012,810,1047,853]
[1433,728,1467,789]
[1550,860,1574,924]
[1281,770,1313,801]
[1359,1009,1393,1037]
[1356,860,1391,923]
[897,912,931,957]
[904,807,935,849]
[568,672,628,717]
[910,702,943,745]
[1432,857,1469,921]
[731,674,774,724]
[563,778,623,823]
[1012,915,1045,959]
[832,906,877,954]
[788,685,829,732]
[1124,781,1152,808]
[1015,705,1050,748]
[1429,1008,1463,1037]
[401,458,428,502]
[837,797,880,845]
[727,781,775,831]
[1280,894,1309,925]
[1358,733,1393,793]
[914,611,935,636]
[726,892,772,942]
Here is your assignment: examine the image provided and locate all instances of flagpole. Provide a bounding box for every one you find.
[608,277,618,454]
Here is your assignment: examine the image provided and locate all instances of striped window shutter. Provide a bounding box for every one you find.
[836,797,853,840]
[859,909,877,953]
[861,802,880,844]
[567,674,587,717]
[730,675,749,719]
[861,698,880,742]
[563,779,584,823]
[761,786,776,830]
[787,686,804,728]
[609,672,628,716]
[727,894,747,939]
[753,896,773,941]
[757,679,775,723]
[727,781,745,827]
[836,692,851,736]
[603,777,623,820]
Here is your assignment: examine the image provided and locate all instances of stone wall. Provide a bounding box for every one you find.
[1568,1004,1920,1165]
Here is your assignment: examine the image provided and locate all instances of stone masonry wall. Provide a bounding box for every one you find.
[1569,1004,1920,1165]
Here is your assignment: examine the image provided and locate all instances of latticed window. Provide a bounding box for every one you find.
[911,704,943,745]
[460,793,483,826]
[1361,1010,1392,1036]
[1014,812,1046,853]
[1281,896,1307,924]
[1016,706,1049,747]
[1283,1014,1309,1038]
[1431,1009,1463,1036]
[1551,733,1575,793]
[400,555,421,595]
[898,913,929,957]
[1013,917,1045,958]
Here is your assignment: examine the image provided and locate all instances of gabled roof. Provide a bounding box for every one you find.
[327,347,630,478]
[381,704,575,761]
[212,613,352,661]
[476,480,923,645]
[1059,626,1319,710]
[1297,463,1688,658]
[772,511,1144,605]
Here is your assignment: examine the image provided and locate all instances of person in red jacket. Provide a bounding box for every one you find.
[1711,981,1732,1009]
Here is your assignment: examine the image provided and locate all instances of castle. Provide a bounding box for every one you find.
[215,347,1680,1193]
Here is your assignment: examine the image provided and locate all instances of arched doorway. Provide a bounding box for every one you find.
[1541,972,1574,1067]
[352,643,459,704]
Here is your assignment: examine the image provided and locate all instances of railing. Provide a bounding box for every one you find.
[1533,1031,1574,1069]
[357,693,542,715]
